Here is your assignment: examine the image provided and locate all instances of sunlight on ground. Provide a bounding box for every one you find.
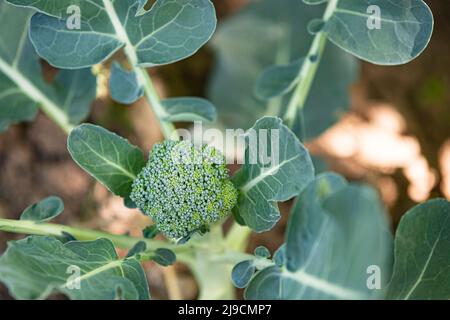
[310,103,440,203]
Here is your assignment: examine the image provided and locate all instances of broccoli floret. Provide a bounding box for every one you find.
[130,140,238,240]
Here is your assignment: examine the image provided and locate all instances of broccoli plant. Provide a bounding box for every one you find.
[0,0,449,301]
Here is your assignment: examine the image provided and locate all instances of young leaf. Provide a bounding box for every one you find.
[231,260,256,289]
[109,62,144,105]
[386,199,450,300]
[142,225,160,239]
[124,196,138,209]
[0,236,150,300]
[153,248,176,267]
[242,175,393,300]
[8,0,217,68]
[254,60,302,101]
[0,1,96,132]
[67,124,146,197]
[20,196,64,222]
[232,117,315,232]
[324,0,434,65]
[208,0,357,140]
[307,19,325,35]
[161,97,217,123]
[303,0,328,4]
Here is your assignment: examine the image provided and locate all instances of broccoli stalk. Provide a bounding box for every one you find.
[131,140,238,240]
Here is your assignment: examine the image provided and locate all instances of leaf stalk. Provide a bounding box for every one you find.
[102,0,177,140]
[283,0,339,129]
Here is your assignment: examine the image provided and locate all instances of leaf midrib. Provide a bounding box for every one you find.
[62,259,125,289]
[76,137,137,180]
[240,155,300,193]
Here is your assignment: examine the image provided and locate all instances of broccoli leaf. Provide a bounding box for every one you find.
[303,0,328,4]
[142,225,160,239]
[126,241,147,258]
[161,97,217,123]
[231,254,273,289]
[232,117,315,232]
[254,246,271,259]
[0,0,96,132]
[67,124,146,197]
[208,0,357,140]
[0,236,150,300]
[284,173,347,271]
[20,196,64,222]
[386,199,450,300]
[152,248,176,267]
[231,260,257,289]
[254,60,303,101]
[109,62,144,105]
[54,68,97,125]
[240,173,393,300]
[324,0,434,65]
[7,0,216,69]
[185,231,237,299]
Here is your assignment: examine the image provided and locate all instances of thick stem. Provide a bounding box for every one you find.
[135,67,178,140]
[102,0,178,140]
[283,0,338,128]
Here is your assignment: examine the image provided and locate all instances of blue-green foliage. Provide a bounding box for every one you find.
[0,0,446,302]
[131,140,238,239]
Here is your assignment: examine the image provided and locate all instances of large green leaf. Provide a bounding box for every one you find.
[241,173,393,300]
[0,0,96,132]
[208,0,357,140]
[324,0,434,65]
[304,0,328,4]
[67,124,146,197]
[0,236,150,300]
[386,199,450,300]
[232,117,315,232]
[8,0,216,68]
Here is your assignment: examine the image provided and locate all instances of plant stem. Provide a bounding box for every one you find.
[0,218,191,260]
[0,58,74,134]
[283,0,338,128]
[102,0,177,141]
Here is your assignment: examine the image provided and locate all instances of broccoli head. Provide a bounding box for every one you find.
[130,140,238,240]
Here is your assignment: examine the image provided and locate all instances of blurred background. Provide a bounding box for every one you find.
[0,0,449,299]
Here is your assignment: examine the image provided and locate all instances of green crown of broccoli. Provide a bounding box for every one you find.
[131,140,238,240]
